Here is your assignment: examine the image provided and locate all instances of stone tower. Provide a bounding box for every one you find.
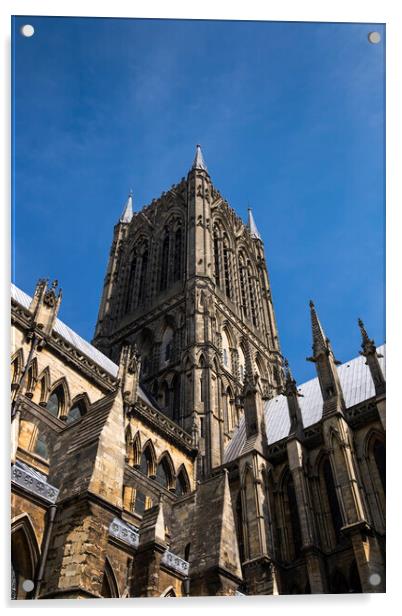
[93,145,283,477]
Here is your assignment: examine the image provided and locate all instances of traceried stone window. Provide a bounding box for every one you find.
[223,236,232,299]
[221,329,231,372]
[322,458,344,543]
[213,224,221,287]
[247,261,258,327]
[137,248,148,306]
[161,326,174,366]
[46,387,64,417]
[160,231,170,291]
[125,253,137,313]
[173,227,183,281]
[238,346,246,383]
[33,432,49,460]
[238,253,249,319]
[66,401,86,425]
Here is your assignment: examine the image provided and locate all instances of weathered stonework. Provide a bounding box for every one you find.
[11,147,385,599]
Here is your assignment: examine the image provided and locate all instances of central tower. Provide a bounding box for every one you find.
[93,146,283,476]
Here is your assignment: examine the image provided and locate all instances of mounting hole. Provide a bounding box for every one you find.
[369,573,381,586]
[22,579,34,592]
[21,24,35,38]
[368,31,381,44]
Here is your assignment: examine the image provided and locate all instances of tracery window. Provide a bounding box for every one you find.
[247,261,258,327]
[322,458,344,543]
[373,439,386,493]
[125,253,137,313]
[238,253,249,319]
[213,225,221,287]
[66,400,86,425]
[173,227,183,281]
[223,236,232,299]
[46,387,64,417]
[160,231,170,291]
[137,248,148,306]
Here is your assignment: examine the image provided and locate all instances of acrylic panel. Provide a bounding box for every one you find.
[11,16,385,599]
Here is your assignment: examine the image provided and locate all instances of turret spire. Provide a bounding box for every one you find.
[119,190,133,224]
[306,300,345,416]
[358,318,385,397]
[191,144,208,172]
[248,208,262,240]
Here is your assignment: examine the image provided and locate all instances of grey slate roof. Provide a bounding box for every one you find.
[11,283,156,409]
[224,344,385,463]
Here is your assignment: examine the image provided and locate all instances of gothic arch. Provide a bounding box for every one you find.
[161,585,176,597]
[11,348,24,386]
[277,467,303,561]
[100,557,119,598]
[316,454,344,549]
[34,366,51,406]
[11,514,40,599]
[25,357,38,398]
[46,377,71,418]
[363,429,386,525]
[67,393,89,424]
[176,464,191,496]
[140,439,157,477]
[156,451,176,491]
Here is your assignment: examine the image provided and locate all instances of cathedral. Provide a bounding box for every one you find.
[11,145,386,599]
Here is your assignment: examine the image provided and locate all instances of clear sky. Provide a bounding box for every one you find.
[12,16,385,384]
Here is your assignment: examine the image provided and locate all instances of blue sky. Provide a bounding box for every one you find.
[12,16,385,383]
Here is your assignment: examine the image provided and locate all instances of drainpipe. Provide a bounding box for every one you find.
[33,503,57,599]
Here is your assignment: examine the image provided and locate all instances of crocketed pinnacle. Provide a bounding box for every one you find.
[309,300,330,358]
[191,144,208,172]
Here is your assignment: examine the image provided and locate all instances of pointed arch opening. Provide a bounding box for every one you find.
[175,465,191,496]
[100,558,119,598]
[156,452,175,491]
[140,440,156,478]
[11,515,40,600]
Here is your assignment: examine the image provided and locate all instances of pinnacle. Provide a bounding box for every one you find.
[247,208,262,240]
[191,144,208,172]
[120,191,133,224]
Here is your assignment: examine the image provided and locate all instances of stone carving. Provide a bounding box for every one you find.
[161,549,190,576]
[11,463,59,504]
[109,517,139,548]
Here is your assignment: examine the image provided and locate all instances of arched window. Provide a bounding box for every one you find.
[161,327,174,367]
[373,439,386,494]
[176,467,190,496]
[140,443,156,477]
[156,456,174,490]
[221,329,231,371]
[238,253,249,319]
[286,473,303,558]
[66,399,86,424]
[125,253,137,313]
[160,230,170,291]
[213,225,221,287]
[238,346,246,383]
[322,458,343,543]
[173,227,183,281]
[199,356,206,403]
[11,517,40,600]
[33,432,49,461]
[247,261,258,327]
[223,236,232,299]
[100,559,119,598]
[137,248,148,306]
[46,386,64,417]
[236,491,245,563]
[135,490,147,515]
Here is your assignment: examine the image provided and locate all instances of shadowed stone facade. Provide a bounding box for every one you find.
[11,146,385,599]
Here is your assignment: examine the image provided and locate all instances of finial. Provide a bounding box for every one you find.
[191,144,208,172]
[119,190,133,224]
[247,208,262,240]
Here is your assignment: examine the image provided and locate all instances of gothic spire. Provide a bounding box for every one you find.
[248,208,262,240]
[358,318,385,397]
[119,190,133,223]
[306,300,345,416]
[282,358,304,439]
[191,144,208,172]
[308,300,333,358]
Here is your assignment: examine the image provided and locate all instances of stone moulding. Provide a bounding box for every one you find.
[109,517,140,548]
[11,463,59,504]
[108,518,189,576]
[161,549,190,576]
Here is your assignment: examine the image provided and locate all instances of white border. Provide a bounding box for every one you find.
[2,1,401,614]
